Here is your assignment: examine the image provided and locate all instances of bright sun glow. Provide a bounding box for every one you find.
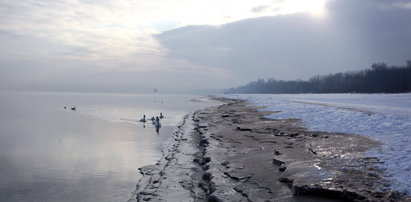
[0,0,330,73]
[281,0,327,17]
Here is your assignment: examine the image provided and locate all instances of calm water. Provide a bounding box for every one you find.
[0,92,219,202]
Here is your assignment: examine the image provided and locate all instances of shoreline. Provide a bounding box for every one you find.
[129,97,408,201]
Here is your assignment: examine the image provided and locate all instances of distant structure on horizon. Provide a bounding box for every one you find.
[153,88,158,93]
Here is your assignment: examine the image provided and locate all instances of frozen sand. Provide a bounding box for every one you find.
[130,98,408,201]
[226,93,411,194]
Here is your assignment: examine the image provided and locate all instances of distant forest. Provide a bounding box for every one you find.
[226,61,411,94]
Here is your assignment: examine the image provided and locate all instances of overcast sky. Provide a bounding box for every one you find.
[0,0,410,93]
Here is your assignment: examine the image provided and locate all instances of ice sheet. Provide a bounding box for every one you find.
[225,93,411,194]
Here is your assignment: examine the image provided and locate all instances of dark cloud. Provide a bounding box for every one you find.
[1,0,410,93]
[155,0,411,83]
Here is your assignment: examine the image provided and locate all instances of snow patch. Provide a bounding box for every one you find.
[225,93,411,195]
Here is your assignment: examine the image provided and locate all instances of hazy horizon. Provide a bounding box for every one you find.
[1,0,410,93]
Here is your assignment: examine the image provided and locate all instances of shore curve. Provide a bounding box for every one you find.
[129,97,409,202]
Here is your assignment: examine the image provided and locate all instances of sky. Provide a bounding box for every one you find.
[0,0,410,93]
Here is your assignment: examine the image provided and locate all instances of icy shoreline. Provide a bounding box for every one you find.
[225,93,411,195]
[128,113,195,201]
[129,97,409,201]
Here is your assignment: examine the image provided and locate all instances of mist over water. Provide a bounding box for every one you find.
[0,92,218,202]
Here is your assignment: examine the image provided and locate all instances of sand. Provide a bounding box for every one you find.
[128,97,409,202]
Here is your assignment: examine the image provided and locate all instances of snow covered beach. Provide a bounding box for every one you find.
[226,93,411,195]
[131,96,410,201]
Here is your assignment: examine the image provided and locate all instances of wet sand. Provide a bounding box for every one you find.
[129,97,408,202]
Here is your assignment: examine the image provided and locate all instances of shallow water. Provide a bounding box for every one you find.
[0,92,218,202]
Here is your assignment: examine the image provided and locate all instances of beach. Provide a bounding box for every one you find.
[130,97,409,201]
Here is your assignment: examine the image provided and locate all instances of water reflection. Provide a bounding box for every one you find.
[155,125,161,134]
[0,92,220,202]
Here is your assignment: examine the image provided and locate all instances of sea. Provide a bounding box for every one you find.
[0,91,220,202]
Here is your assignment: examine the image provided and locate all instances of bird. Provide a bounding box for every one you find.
[139,115,146,122]
[153,116,161,128]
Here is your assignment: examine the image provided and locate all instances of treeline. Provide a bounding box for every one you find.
[226,61,411,94]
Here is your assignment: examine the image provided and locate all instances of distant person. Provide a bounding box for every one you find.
[64,106,66,109]
[160,113,164,119]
